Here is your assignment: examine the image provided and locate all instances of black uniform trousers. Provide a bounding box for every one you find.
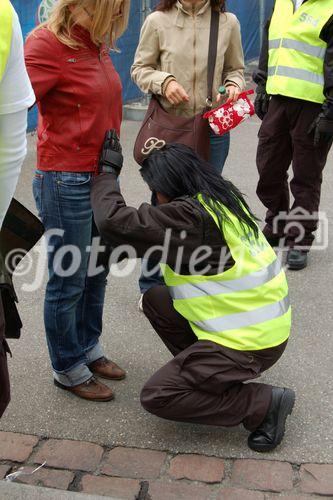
[141,286,287,432]
[257,95,332,249]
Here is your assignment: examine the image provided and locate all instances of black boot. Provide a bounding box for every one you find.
[248,387,295,453]
[286,249,308,270]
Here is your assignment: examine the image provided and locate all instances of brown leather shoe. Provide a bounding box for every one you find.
[88,357,126,380]
[54,376,114,402]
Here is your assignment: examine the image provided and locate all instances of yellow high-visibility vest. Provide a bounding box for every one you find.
[0,0,13,81]
[266,0,333,104]
[160,196,291,351]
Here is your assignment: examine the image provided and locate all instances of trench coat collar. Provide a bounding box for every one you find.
[175,0,210,28]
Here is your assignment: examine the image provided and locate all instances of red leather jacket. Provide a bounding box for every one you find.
[25,26,122,172]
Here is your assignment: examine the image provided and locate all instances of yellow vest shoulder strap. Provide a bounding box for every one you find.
[0,0,14,81]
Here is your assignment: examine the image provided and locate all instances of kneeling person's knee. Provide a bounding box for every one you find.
[140,384,160,415]
[140,381,172,417]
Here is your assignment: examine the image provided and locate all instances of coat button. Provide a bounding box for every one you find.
[77,146,80,151]
[77,104,81,108]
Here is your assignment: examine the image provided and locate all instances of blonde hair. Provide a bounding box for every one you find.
[31,0,130,50]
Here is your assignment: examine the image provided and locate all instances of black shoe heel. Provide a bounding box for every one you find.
[275,389,295,446]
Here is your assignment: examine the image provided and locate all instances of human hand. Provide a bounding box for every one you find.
[224,84,241,104]
[216,85,226,104]
[98,129,123,175]
[308,113,333,147]
[254,82,270,120]
[164,80,190,105]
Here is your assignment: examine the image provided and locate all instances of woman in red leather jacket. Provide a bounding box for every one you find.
[25,0,130,402]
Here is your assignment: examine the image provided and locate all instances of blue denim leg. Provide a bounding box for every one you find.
[138,133,230,293]
[33,170,107,386]
[76,221,108,364]
[209,130,230,175]
[139,257,164,294]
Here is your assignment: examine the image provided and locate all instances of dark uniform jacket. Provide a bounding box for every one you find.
[91,175,235,276]
[253,0,333,96]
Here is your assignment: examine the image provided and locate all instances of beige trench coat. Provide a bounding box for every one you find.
[131,0,246,117]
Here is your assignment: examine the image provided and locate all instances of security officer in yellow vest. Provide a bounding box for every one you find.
[0,0,36,418]
[254,0,333,270]
[91,134,295,452]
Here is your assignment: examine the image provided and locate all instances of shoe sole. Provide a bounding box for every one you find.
[287,262,307,271]
[249,388,296,453]
[92,373,126,381]
[53,379,115,402]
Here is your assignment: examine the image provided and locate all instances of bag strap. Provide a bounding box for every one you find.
[206,8,220,107]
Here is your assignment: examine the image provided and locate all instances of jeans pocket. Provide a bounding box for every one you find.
[57,172,91,186]
[56,172,92,215]
[32,171,44,216]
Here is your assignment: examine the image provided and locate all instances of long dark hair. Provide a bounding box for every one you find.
[156,0,226,12]
[140,143,259,237]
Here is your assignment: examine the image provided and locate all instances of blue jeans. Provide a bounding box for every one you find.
[209,130,230,175]
[139,132,230,293]
[33,170,108,387]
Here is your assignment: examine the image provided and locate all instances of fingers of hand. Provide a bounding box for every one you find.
[166,82,189,105]
[165,86,176,104]
[176,88,189,103]
[166,92,182,105]
[308,120,317,135]
[308,124,314,135]
[255,107,263,120]
[316,129,333,145]
[226,86,240,103]
[262,98,269,115]
[314,130,320,146]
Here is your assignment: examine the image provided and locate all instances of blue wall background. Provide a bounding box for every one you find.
[12,0,274,130]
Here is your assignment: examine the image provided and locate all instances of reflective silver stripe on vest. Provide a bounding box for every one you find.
[269,38,326,59]
[193,296,290,333]
[268,65,324,85]
[269,39,282,50]
[169,259,282,300]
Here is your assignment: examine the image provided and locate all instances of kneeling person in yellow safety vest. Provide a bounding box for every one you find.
[91,133,295,453]
[254,0,333,271]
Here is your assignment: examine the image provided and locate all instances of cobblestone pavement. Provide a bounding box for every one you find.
[0,431,333,499]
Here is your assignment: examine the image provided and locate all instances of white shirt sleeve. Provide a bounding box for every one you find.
[0,8,35,115]
[0,7,34,229]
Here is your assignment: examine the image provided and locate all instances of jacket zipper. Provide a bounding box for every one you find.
[192,6,197,114]
[99,48,112,99]
[99,48,113,123]
[95,47,113,169]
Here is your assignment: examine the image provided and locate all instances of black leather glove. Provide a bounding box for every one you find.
[98,129,123,175]
[308,100,333,147]
[254,82,270,120]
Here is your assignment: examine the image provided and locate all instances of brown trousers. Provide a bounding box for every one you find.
[141,286,287,432]
[257,96,332,249]
[0,294,10,418]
